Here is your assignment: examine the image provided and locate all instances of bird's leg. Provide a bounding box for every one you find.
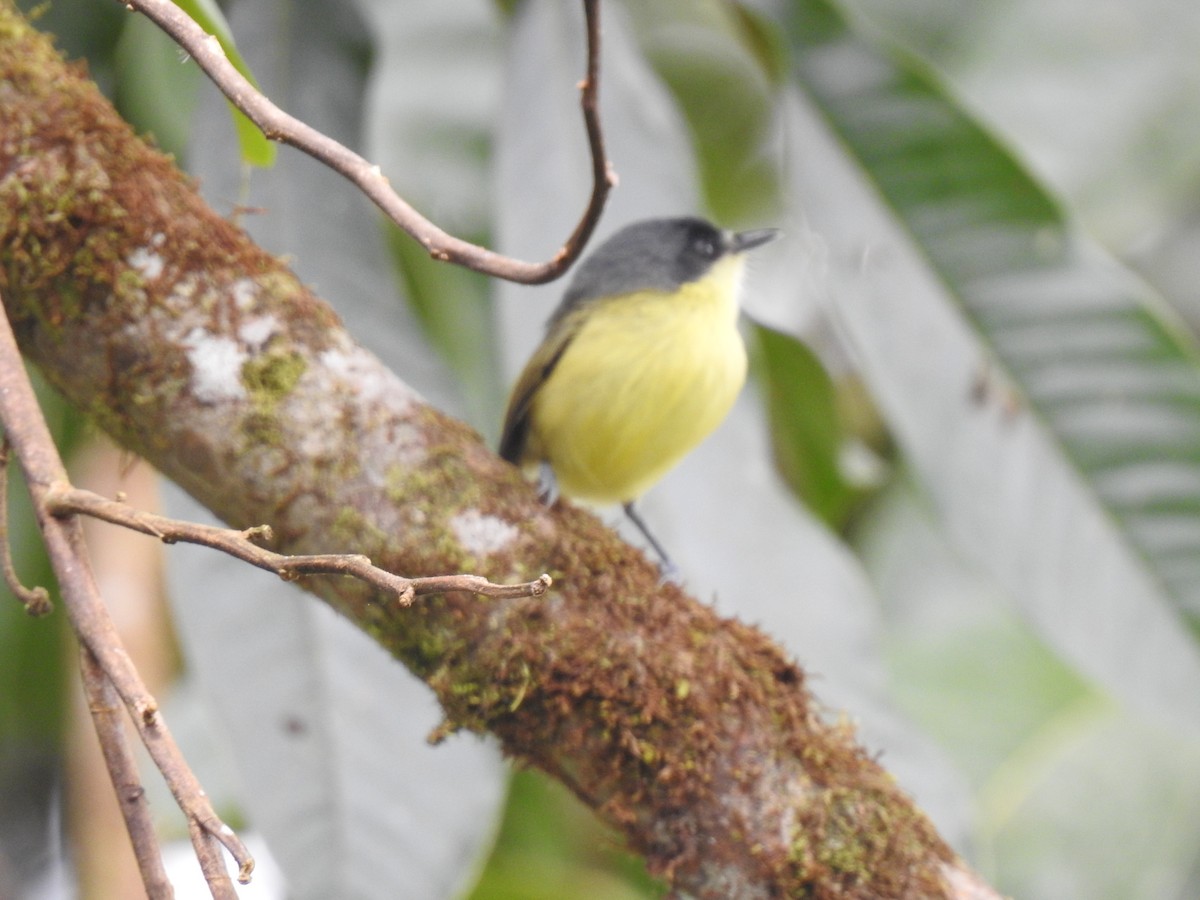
[622,502,680,582]
[536,462,560,506]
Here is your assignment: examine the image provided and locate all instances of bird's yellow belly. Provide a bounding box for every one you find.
[528,287,747,504]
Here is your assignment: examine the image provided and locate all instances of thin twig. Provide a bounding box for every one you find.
[0,438,52,615]
[43,485,552,606]
[79,645,176,899]
[188,818,239,900]
[0,290,254,896]
[120,0,613,285]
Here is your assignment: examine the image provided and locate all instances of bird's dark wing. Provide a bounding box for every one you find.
[498,311,585,464]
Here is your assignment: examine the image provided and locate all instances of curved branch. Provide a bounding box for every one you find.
[43,485,551,606]
[120,0,613,284]
[0,441,52,615]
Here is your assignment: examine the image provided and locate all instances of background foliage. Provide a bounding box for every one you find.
[4,0,1200,897]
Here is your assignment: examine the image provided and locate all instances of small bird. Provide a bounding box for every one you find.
[499,216,779,571]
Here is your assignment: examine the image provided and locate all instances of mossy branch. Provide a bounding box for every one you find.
[0,3,999,897]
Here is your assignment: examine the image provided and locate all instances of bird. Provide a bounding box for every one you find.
[499,216,779,573]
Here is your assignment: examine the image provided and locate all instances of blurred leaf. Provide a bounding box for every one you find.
[356,0,499,235]
[851,0,1200,247]
[354,0,502,424]
[837,0,985,61]
[894,615,1097,787]
[175,0,276,166]
[0,373,89,895]
[468,770,659,900]
[114,13,201,160]
[988,712,1200,899]
[164,487,508,900]
[784,0,1200,725]
[15,0,125,88]
[849,0,1200,400]
[730,3,790,85]
[387,230,498,428]
[228,100,277,168]
[178,1,503,896]
[0,469,65,744]
[858,479,1200,899]
[751,322,861,527]
[0,370,88,744]
[856,478,1097,786]
[622,0,782,222]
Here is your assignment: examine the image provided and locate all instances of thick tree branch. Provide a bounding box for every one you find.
[0,5,998,897]
[119,0,613,284]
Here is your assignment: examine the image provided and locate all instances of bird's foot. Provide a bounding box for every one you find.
[656,558,683,586]
[536,462,560,506]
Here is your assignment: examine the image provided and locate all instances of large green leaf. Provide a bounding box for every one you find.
[176,0,276,166]
[114,13,200,159]
[849,0,1200,248]
[620,0,782,223]
[783,0,1200,723]
[356,0,501,426]
[751,323,862,527]
[0,373,76,745]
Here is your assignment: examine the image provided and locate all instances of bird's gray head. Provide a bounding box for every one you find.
[555,217,778,317]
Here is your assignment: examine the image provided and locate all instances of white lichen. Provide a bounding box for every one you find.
[127,246,164,281]
[450,510,519,557]
[238,315,280,349]
[182,329,248,403]
[231,278,258,310]
[319,344,420,406]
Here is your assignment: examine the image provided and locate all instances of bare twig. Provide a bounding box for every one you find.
[120,0,613,284]
[188,818,239,900]
[0,439,52,615]
[79,645,176,899]
[0,291,253,895]
[43,485,552,606]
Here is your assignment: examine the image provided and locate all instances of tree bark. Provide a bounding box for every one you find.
[0,4,994,897]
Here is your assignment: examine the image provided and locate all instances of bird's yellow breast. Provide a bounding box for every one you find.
[526,254,748,504]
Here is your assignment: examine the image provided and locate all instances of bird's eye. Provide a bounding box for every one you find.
[692,236,717,259]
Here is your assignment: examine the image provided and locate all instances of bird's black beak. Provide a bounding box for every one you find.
[730,227,781,254]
